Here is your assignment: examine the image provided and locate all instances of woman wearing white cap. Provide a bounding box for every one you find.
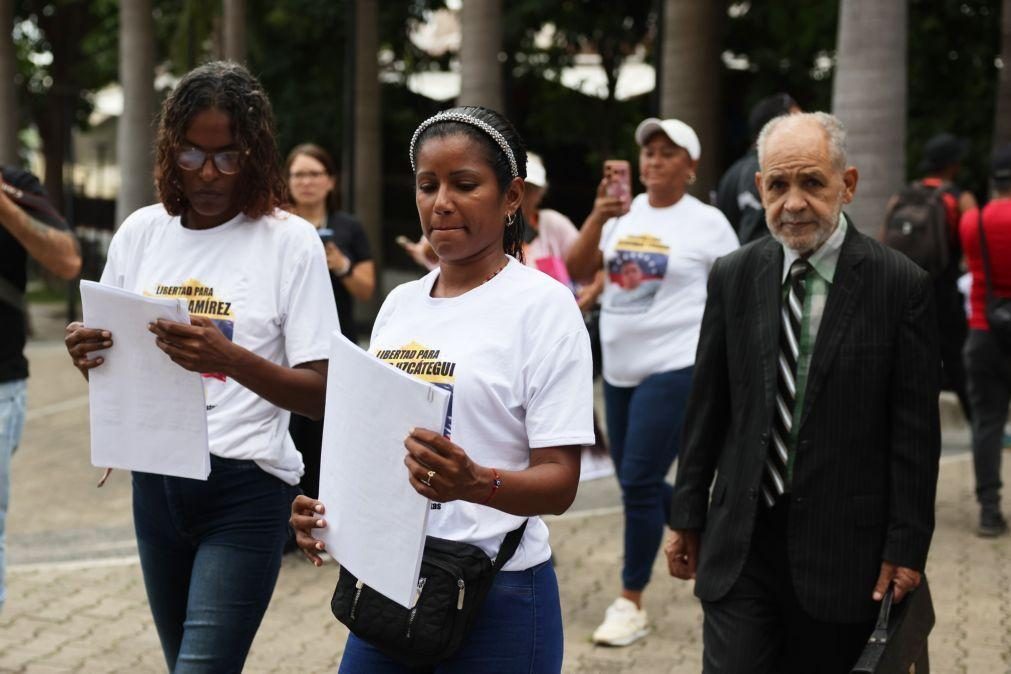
[567,117,738,646]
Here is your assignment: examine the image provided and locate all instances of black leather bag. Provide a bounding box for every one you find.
[976,210,1011,350]
[850,577,934,673]
[331,521,527,668]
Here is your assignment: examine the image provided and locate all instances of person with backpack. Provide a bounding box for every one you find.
[0,166,81,613]
[959,144,1011,537]
[881,132,977,421]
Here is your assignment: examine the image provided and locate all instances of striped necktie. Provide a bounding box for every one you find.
[762,258,810,507]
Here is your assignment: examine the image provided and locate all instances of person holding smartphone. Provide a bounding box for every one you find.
[285,143,375,344]
[284,143,375,500]
[566,117,738,646]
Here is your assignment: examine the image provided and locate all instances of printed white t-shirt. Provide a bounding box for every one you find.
[370,258,595,571]
[100,204,339,484]
[599,193,738,387]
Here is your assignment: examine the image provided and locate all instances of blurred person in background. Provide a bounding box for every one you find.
[566,117,738,646]
[285,143,374,499]
[716,93,800,244]
[959,143,1011,537]
[0,166,80,613]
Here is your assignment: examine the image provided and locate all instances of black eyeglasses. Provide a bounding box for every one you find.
[176,147,244,175]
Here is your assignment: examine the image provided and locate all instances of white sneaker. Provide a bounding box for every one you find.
[591,597,650,646]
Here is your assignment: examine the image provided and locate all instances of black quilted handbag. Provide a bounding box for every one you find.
[331,521,527,668]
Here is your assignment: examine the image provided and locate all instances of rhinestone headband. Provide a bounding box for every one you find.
[409,111,519,179]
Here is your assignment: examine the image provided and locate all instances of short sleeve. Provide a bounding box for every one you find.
[709,209,740,261]
[598,217,618,253]
[281,240,341,366]
[524,327,595,448]
[99,224,130,288]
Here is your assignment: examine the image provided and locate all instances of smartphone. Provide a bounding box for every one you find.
[318,227,336,245]
[604,159,631,214]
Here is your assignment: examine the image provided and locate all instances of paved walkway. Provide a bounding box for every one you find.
[1,314,1009,672]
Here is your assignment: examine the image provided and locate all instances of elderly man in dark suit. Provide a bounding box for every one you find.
[665,112,940,673]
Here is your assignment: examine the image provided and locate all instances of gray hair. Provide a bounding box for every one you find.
[757,111,848,172]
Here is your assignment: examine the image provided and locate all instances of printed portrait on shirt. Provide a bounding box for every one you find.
[605,234,670,314]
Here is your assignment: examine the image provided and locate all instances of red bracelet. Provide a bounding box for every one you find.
[480,468,502,505]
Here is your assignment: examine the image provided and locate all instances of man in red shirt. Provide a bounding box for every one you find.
[918,133,978,422]
[959,144,1011,537]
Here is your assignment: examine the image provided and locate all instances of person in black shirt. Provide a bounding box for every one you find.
[0,165,80,611]
[715,93,800,244]
[285,143,375,498]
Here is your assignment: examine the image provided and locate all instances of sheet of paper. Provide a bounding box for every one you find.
[317,332,450,609]
[80,280,210,480]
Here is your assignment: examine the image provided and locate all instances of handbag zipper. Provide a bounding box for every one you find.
[350,579,364,621]
[406,577,427,639]
[456,579,465,610]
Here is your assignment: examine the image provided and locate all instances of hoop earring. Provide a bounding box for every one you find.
[506,212,516,227]
[687,172,697,185]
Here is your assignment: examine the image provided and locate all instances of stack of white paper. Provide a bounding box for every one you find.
[80,280,210,480]
[317,332,450,609]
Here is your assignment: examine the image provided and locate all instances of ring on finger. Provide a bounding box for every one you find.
[421,469,436,487]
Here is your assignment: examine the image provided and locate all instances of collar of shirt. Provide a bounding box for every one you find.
[781,213,848,285]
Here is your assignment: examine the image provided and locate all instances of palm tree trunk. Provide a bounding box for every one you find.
[0,0,17,164]
[222,0,246,63]
[832,0,907,236]
[659,0,722,199]
[995,0,1011,148]
[353,0,381,314]
[458,0,503,111]
[116,0,155,227]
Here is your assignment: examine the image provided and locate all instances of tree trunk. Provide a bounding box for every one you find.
[353,0,381,316]
[832,0,907,236]
[116,0,155,227]
[222,0,246,63]
[995,0,1011,149]
[0,0,18,164]
[659,0,722,199]
[458,0,503,111]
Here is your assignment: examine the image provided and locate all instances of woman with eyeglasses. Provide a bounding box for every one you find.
[285,143,375,344]
[63,62,338,672]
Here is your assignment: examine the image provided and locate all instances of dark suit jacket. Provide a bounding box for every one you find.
[669,223,941,623]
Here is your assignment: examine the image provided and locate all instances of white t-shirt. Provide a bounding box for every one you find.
[100,204,339,484]
[598,193,738,387]
[370,258,595,571]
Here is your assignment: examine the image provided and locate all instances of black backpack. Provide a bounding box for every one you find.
[880,181,952,277]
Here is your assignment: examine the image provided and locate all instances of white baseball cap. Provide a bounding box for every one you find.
[634,118,701,160]
[526,152,548,188]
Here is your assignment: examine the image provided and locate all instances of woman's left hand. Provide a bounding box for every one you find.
[404,428,490,503]
[149,316,239,375]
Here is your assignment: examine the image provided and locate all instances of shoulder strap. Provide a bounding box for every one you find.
[977,208,997,302]
[492,520,528,572]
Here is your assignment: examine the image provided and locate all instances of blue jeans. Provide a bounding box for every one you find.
[604,367,694,591]
[0,379,27,612]
[132,456,300,673]
[339,560,564,673]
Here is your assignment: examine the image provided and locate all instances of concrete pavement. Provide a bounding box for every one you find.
[1,304,1009,672]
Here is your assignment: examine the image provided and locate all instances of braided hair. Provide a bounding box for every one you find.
[154,61,288,219]
[410,106,528,262]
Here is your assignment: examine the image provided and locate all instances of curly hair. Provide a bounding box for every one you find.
[154,61,288,219]
[411,106,528,262]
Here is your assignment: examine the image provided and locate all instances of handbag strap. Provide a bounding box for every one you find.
[867,585,894,645]
[491,520,528,572]
[976,207,999,303]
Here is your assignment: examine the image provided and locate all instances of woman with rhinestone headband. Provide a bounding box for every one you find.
[291,106,594,672]
[64,62,338,671]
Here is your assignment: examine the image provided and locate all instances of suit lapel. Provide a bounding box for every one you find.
[755,238,783,421]
[798,225,867,430]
